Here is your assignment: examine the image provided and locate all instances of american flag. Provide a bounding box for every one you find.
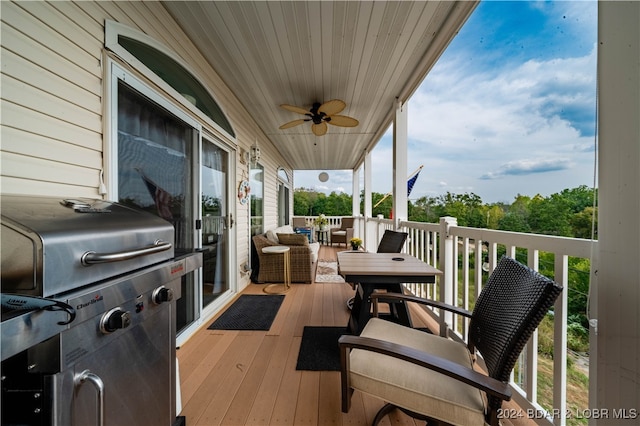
[138,170,174,220]
[407,166,423,196]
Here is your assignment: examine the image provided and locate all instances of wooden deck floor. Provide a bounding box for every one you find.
[176,245,531,426]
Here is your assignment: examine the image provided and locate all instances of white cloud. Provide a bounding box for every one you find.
[480,158,573,180]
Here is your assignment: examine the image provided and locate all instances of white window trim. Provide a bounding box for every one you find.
[104,59,201,201]
[104,20,236,144]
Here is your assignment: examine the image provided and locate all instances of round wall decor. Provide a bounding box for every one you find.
[238,180,251,204]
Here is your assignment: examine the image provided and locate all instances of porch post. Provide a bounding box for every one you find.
[439,216,457,337]
[393,99,408,229]
[351,167,361,240]
[595,1,640,420]
[351,168,360,217]
[364,152,373,249]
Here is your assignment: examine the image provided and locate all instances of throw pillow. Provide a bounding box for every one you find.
[277,233,309,246]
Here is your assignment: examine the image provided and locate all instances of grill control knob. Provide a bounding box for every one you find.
[100,307,131,334]
[152,286,174,305]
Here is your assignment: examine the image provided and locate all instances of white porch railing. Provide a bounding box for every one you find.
[298,215,594,426]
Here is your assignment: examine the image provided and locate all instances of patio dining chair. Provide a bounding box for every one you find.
[338,256,562,426]
[346,229,408,311]
[331,217,355,247]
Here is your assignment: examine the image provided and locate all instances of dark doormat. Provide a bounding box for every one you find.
[208,294,284,331]
[296,326,348,371]
[295,324,433,371]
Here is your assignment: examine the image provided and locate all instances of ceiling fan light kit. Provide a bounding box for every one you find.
[279,99,359,136]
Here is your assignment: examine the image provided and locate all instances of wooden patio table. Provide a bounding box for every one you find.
[337,251,442,335]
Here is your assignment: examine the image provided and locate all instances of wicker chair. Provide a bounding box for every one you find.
[251,234,318,283]
[338,256,562,426]
[331,217,355,247]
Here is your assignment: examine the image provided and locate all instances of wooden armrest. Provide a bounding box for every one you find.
[338,335,511,400]
[371,292,472,318]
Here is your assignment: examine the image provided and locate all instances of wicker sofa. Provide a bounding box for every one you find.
[251,225,320,283]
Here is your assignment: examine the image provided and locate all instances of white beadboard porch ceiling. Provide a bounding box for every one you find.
[163,1,477,171]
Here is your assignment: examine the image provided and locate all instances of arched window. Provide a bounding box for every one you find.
[106,21,234,137]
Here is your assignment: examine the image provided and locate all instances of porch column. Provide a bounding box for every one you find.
[364,152,373,249]
[393,99,408,228]
[439,216,457,337]
[352,167,361,240]
[595,1,640,420]
[351,167,360,217]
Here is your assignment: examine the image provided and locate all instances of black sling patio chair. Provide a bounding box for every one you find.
[345,229,408,311]
[338,256,562,426]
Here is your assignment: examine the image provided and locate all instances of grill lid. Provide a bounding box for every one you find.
[1,195,175,297]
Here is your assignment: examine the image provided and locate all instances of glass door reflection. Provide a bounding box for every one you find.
[201,140,229,307]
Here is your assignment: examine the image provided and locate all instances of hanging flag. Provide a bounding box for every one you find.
[137,168,174,220]
[407,165,423,196]
[373,165,424,208]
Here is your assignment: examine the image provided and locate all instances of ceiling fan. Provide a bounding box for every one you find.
[278,100,359,136]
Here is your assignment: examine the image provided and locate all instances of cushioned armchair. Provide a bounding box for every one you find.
[251,226,319,283]
[338,256,562,426]
[331,217,355,247]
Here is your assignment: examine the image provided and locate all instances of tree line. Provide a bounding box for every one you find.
[294,185,597,239]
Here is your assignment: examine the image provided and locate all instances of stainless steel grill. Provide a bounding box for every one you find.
[1,195,201,426]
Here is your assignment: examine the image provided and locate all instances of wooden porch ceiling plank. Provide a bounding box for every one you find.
[260,1,299,107]
[287,1,316,103]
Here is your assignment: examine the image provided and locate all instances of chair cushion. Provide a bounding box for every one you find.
[332,230,347,236]
[265,225,295,243]
[350,318,486,425]
[277,233,309,246]
[308,242,320,263]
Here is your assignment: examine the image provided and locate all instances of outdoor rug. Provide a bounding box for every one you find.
[296,324,434,371]
[296,326,348,371]
[315,261,345,283]
[208,294,284,331]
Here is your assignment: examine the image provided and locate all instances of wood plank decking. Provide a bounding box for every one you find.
[177,245,531,426]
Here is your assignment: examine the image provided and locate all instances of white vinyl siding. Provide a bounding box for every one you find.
[0,0,292,298]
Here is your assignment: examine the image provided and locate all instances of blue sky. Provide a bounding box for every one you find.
[294,0,598,204]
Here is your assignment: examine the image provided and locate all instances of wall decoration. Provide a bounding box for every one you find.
[238,179,251,204]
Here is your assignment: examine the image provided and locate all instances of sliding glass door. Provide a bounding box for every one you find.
[201,140,230,308]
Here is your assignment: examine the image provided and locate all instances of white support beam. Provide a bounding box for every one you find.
[351,167,360,217]
[393,99,408,228]
[364,152,373,249]
[595,1,640,420]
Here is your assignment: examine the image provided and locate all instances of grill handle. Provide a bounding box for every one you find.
[81,240,172,265]
[74,370,104,426]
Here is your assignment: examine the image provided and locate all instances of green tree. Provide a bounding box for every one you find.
[528,194,572,236]
[570,206,597,239]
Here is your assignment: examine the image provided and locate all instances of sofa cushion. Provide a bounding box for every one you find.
[308,242,320,263]
[277,233,309,246]
[265,225,295,243]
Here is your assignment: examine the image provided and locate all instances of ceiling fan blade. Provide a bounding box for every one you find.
[311,122,328,136]
[327,115,359,127]
[280,104,310,115]
[279,119,306,129]
[318,99,346,116]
